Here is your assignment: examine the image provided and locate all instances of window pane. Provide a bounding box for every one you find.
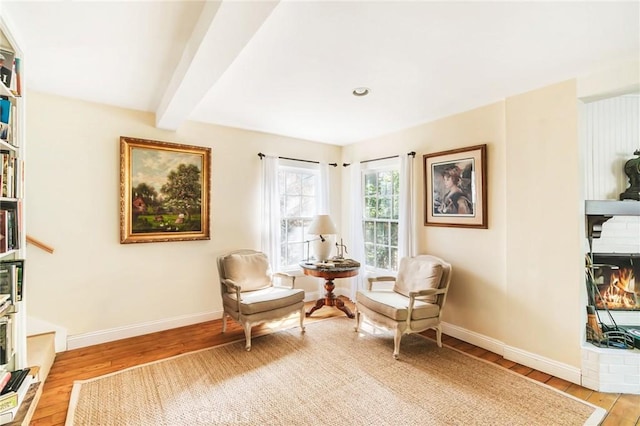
[376,245,390,270]
[364,173,377,196]
[375,222,388,245]
[301,196,315,217]
[392,194,399,220]
[302,218,313,239]
[364,197,377,219]
[287,219,304,242]
[390,247,398,271]
[365,243,375,266]
[286,172,301,194]
[364,221,375,243]
[301,174,315,196]
[378,198,391,219]
[286,195,300,217]
[379,172,393,196]
[390,222,398,246]
[288,242,304,265]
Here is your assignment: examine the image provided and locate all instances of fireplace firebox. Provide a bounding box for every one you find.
[590,254,639,311]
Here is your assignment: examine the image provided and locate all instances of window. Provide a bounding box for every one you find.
[363,165,399,271]
[278,164,318,268]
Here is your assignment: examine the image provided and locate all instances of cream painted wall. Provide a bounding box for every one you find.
[342,103,508,342]
[505,80,583,366]
[25,91,342,336]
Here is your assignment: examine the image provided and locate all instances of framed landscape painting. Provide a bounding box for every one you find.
[120,136,211,244]
[423,144,487,228]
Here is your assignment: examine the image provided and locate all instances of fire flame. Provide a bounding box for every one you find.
[596,267,638,309]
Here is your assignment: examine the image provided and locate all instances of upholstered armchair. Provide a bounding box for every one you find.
[355,255,452,359]
[217,249,306,351]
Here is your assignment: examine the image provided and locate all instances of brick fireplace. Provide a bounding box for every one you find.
[583,211,640,394]
[581,93,639,394]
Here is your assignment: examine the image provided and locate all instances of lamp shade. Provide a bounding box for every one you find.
[308,215,337,235]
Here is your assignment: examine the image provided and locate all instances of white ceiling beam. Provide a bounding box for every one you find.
[155,0,279,130]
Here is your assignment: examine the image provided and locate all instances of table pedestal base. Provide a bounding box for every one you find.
[306,278,354,318]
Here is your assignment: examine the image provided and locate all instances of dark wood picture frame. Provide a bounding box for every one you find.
[424,144,487,228]
[120,136,211,243]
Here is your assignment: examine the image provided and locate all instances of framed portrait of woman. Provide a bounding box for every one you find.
[423,144,487,228]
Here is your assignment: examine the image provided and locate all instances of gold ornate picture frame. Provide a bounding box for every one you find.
[424,144,487,228]
[120,136,211,243]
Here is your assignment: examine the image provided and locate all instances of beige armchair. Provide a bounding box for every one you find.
[217,249,305,351]
[355,255,452,359]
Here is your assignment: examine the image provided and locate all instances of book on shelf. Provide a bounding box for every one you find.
[0,154,7,197]
[0,49,13,91]
[0,152,15,198]
[0,207,18,252]
[0,260,23,303]
[0,370,32,425]
[0,373,10,395]
[0,316,12,365]
[0,211,6,253]
[12,58,20,97]
[1,368,29,395]
[0,122,8,142]
[0,391,17,414]
[0,99,9,125]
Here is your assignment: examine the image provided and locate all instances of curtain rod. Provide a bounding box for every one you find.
[343,151,416,167]
[258,153,338,167]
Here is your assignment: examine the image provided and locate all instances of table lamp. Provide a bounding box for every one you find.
[307,214,338,262]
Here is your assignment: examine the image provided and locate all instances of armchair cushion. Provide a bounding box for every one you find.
[356,290,440,321]
[393,257,443,303]
[222,252,272,292]
[223,286,304,315]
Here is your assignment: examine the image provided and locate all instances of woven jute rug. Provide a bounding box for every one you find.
[66,317,605,425]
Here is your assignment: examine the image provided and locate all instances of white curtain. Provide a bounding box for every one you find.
[348,162,365,301]
[318,162,330,215]
[398,153,416,259]
[261,155,280,271]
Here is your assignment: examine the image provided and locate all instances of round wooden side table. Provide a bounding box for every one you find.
[299,261,360,318]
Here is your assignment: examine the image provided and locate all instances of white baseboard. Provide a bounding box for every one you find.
[67,311,222,350]
[504,346,582,384]
[441,321,505,356]
[442,321,581,385]
[65,307,580,385]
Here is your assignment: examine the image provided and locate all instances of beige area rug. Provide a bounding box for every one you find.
[66,317,605,426]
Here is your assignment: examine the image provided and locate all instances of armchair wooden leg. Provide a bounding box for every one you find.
[243,324,252,351]
[222,313,227,334]
[435,326,443,348]
[299,307,306,333]
[354,309,361,332]
[393,328,402,360]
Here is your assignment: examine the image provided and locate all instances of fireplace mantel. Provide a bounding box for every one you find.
[585,200,640,240]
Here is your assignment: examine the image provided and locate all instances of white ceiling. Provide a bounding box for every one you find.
[2,1,639,145]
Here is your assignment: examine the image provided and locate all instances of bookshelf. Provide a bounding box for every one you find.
[0,14,35,425]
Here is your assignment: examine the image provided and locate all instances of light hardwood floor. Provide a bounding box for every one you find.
[31,299,640,425]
